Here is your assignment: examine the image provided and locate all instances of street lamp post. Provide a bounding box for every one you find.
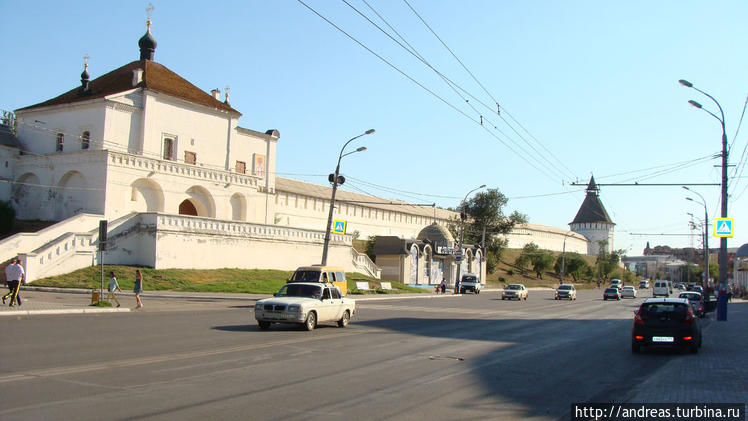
[679,79,728,321]
[320,129,375,266]
[559,231,576,284]
[455,184,486,291]
[684,186,709,289]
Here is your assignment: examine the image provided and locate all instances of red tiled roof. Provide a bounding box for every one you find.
[16,60,240,115]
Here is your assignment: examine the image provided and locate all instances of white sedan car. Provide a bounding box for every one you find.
[255,282,356,331]
[502,284,528,300]
[621,286,637,298]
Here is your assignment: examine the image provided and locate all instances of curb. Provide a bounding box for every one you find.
[0,307,131,317]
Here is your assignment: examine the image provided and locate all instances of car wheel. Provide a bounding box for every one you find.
[337,310,350,328]
[258,321,271,330]
[524,296,527,301]
[476,289,480,294]
[501,297,505,300]
[690,344,699,354]
[304,311,317,331]
[631,342,641,354]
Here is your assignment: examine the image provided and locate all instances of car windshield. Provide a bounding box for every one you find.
[558,285,572,290]
[462,276,477,282]
[276,284,322,298]
[605,288,617,293]
[508,285,522,290]
[679,293,701,300]
[623,287,634,290]
[289,270,321,282]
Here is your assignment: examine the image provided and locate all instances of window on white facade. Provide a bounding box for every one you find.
[163,137,175,160]
[235,161,246,174]
[184,151,197,165]
[81,131,90,150]
[56,133,64,152]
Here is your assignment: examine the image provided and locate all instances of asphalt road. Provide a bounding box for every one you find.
[0,289,720,420]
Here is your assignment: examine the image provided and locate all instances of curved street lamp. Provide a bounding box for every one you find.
[679,79,729,321]
[455,184,486,291]
[320,129,375,266]
[684,186,709,289]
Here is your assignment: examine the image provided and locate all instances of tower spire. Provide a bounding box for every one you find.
[138,3,157,61]
[79,53,91,95]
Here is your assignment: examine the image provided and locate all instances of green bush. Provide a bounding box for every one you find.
[506,269,514,276]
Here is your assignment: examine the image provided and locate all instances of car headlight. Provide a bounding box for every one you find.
[287,304,301,313]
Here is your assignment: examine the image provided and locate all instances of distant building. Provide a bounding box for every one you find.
[570,176,614,256]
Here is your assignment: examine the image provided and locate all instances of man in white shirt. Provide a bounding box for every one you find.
[3,258,25,307]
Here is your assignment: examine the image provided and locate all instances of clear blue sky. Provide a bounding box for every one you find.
[2,1,747,257]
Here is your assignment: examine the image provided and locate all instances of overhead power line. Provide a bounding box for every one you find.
[296,0,562,184]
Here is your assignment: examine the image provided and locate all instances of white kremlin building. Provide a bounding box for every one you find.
[0,19,593,286]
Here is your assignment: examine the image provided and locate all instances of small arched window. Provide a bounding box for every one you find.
[56,133,64,152]
[81,131,90,150]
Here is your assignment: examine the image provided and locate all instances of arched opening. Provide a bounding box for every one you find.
[179,200,198,216]
[55,171,88,220]
[182,186,215,217]
[230,193,247,221]
[130,178,164,213]
[409,245,419,284]
[423,246,433,284]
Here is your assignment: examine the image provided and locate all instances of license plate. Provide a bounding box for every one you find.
[652,336,674,343]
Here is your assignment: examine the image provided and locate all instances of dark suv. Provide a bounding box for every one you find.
[632,298,702,354]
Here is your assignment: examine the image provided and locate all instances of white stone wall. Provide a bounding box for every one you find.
[570,222,614,255]
[17,104,105,154]
[503,223,588,254]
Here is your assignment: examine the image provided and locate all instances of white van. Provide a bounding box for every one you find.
[653,280,670,298]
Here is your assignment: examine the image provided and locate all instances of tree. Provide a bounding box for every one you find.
[555,252,590,283]
[595,243,624,281]
[458,188,527,274]
[515,242,538,276]
[364,236,376,261]
[531,249,554,279]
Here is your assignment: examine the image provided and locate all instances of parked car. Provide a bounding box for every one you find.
[502,284,528,300]
[639,280,650,289]
[673,282,685,290]
[460,274,481,294]
[653,280,670,298]
[632,298,702,354]
[555,284,576,300]
[254,282,356,331]
[679,291,705,318]
[603,287,621,301]
[621,286,637,298]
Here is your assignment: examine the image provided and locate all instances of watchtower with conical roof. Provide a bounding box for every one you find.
[570,176,615,256]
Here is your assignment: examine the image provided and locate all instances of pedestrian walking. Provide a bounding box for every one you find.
[107,271,122,307]
[134,269,144,308]
[440,278,446,294]
[3,258,25,306]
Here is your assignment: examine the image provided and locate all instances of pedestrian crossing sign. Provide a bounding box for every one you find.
[714,218,734,238]
[333,220,347,235]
